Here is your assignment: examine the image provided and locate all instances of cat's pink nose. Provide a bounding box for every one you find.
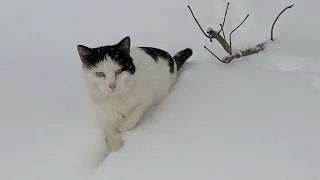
[109,83,116,90]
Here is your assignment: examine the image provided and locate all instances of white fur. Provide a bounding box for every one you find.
[82,47,179,152]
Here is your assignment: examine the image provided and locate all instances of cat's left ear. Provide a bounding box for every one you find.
[77,45,92,64]
[117,36,131,53]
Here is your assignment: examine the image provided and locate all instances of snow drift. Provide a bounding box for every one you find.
[1,0,320,180]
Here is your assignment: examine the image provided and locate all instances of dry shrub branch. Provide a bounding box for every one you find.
[187,2,294,64]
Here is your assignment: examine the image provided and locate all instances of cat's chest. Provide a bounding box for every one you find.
[91,96,127,118]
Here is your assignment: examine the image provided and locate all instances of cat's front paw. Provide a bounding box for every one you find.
[107,110,125,128]
[107,135,124,152]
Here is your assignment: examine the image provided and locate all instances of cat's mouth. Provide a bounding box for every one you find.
[109,88,119,95]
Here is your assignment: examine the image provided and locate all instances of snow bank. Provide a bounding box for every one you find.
[0,0,110,179]
[92,60,320,180]
[1,0,320,179]
[91,0,320,179]
[0,46,107,180]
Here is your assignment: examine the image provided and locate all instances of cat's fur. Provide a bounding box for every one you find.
[77,36,192,152]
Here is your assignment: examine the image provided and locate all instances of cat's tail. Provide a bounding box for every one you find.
[173,48,193,70]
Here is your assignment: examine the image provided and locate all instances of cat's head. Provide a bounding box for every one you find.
[77,36,136,98]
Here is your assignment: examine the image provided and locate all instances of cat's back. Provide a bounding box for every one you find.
[129,46,177,101]
[129,46,177,75]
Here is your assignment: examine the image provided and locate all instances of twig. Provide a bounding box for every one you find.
[204,46,226,63]
[221,2,229,27]
[271,4,294,41]
[222,42,266,63]
[229,14,249,54]
[188,2,294,64]
[220,24,226,40]
[207,28,231,55]
[219,2,229,39]
[187,5,210,38]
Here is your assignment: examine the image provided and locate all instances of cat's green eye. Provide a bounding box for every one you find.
[95,72,105,77]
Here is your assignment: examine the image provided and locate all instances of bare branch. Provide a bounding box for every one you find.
[207,28,231,55]
[188,2,294,64]
[271,4,294,41]
[218,2,230,38]
[187,5,210,38]
[221,2,229,27]
[229,14,249,54]
[222,42,266,63]
[220,24,226,40]
[204,46,225,63]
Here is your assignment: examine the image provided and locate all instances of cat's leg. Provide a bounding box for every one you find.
[108,96,142,129]
[107,110,126,130]
[103,122,123,152]
[117,100,151,133]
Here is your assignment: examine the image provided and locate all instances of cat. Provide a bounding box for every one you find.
[77,36,193,152]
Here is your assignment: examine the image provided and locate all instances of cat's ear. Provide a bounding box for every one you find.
[116,36,131,53]
[77,45,92,64]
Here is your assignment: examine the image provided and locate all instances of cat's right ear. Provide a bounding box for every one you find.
[77,45,92,64]
[116,36,131,53]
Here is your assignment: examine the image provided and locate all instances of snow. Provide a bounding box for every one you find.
[93,63,320,180]
[1,0,320,180]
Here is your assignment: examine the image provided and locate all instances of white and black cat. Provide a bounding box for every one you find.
[77,36,192,152]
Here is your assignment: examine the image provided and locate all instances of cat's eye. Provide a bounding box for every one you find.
[115,69,122,75]
[95,72,105,77]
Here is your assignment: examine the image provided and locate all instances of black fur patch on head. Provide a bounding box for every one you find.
[77,37,135,74]
[139,47,175,74]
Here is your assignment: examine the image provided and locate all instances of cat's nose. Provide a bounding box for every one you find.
[109,83,116,90]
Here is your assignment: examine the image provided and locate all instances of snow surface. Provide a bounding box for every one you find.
[1,0,320,180]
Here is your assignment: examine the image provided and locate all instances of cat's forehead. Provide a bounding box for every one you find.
[95,58,121,70]
[81,43,135,74]
[94,46,125,61]
[85,46,122,66]
[95,46,133,67]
